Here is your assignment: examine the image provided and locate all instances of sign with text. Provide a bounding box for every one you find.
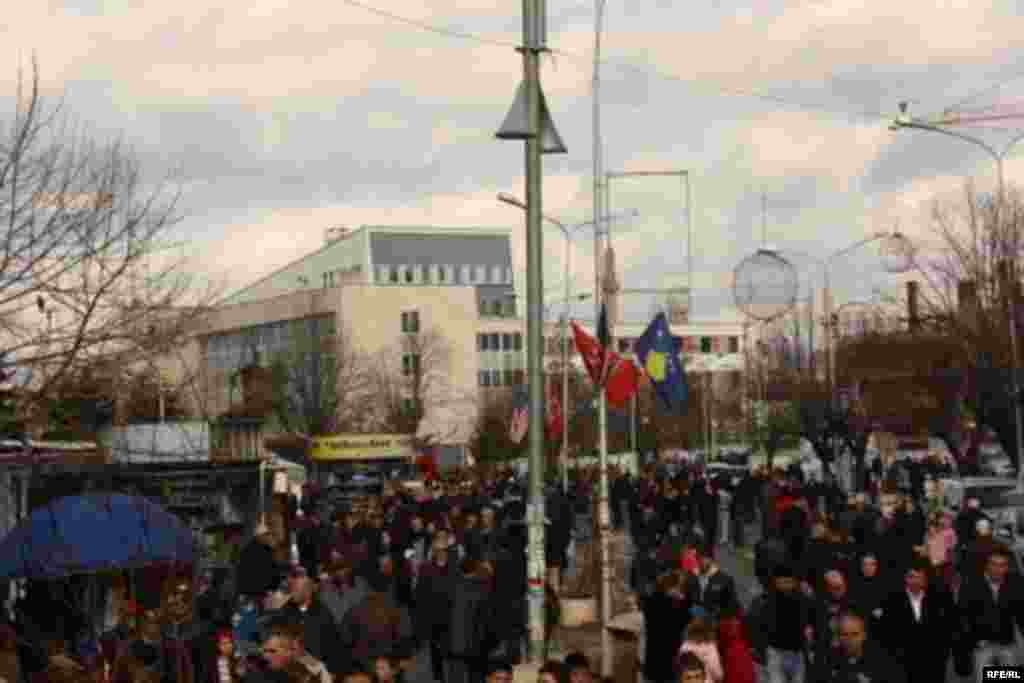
[311,433,415,461]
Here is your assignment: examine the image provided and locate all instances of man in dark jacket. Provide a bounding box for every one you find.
[446,558,496,683]
[748,564,813,683]
[278,566,345,676]
[416,536,458,683]
[684,544,739,619]
[959,545,1024,679]
[877,559,955,683]
[237,523,281,600]
[814,611,904,683]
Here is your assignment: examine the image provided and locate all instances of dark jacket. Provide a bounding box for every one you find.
[812,642,905,683]
[279,596,345,675]
[684,567,738,619]
[958,573,1024,648]
[448,575,496,659]
[236,540,280,598]
[339,591,415,666]
[878,586,955,680]
[748,590,813,655]
[640,591,692,683]
[413,559,458,642]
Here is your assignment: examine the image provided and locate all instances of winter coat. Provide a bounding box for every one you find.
[448,575,497,659]
[414,560,458,642]
[716,618,755,683]
[279,596,346,675]
[236,540,280,598]
[340,591,415,666]
[640,591,692,683]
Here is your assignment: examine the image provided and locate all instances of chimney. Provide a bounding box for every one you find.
[907,281,920,332]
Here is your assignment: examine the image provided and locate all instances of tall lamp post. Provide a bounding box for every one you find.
[499,192,638,491]
[891,103,1024,484]
[494,0,567,659]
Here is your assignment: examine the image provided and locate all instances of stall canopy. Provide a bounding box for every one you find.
[0,493,195,579]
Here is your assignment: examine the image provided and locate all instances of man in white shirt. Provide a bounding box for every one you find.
[878,559,954,682]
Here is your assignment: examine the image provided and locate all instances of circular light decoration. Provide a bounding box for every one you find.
[732,247,799,322]
[879,232,916,274]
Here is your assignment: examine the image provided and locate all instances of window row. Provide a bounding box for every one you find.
[479,369,526,387]
[479,297,517,318]
[540,334,741,355]
[477,332,524,352]
[376,264,514,286]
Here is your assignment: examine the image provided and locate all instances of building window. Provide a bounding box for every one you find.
[491,265,503,284]
[727,336,739,353]
[700,336,712,353]
[402,266,413,284]
[376,265,388,283]
[401,398,416,415]
[475,265,487,284]
[513,332,523,351]
[401,311,420,334]
[479,299,489,316]
[479,371,491,387]
[444,265,455,283]
[502,333,512,351]
[428,264,439,284]
[503,369,514,386]
[460,265,471,284]
[412,265,423,284]
[402,353,421,377]
[490,369,501,386]
[389,266,399,284]
[477,333,488,351]
[488,332,499,350]
[503,298,516,317]
[513,369,525,384]
[505,267,514,285]
[491,300,503,316]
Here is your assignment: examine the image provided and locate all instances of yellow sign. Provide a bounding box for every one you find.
[311,433,415,461]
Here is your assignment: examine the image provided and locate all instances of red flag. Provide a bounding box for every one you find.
[605,355,640,407]
[546,377,563,440]
[571,322,605,386]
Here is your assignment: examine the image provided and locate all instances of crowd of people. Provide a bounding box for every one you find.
[2,453,1023,683]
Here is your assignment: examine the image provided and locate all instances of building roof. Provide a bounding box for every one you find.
[223,225,514,305]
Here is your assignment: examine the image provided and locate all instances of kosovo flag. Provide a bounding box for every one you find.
[635,312,688,412]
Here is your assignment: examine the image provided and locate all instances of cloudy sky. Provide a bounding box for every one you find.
[9,0,1024,324]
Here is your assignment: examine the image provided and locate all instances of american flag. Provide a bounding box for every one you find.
[509,388,528,444]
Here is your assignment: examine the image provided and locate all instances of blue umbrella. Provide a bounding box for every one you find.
[0,493,195,579]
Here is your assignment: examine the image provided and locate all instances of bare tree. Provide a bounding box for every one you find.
[0,62,221,422]
[372,326,471,447]
[265,320,374,437]
[906,181,1024,462]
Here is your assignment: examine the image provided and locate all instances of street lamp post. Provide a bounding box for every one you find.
[499,192,638,492]
[891,103,1024,485]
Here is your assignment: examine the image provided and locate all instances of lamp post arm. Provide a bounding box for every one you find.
[896,119,1002,167]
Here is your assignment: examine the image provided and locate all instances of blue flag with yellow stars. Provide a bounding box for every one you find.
[634,312,688,412]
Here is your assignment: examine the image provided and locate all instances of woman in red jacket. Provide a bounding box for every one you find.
[716,607,755,683]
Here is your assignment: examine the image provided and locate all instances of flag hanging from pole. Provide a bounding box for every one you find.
[545,375,563,440]
[571,312,639,408]
[509,387,528,444]
[634,312,688,412]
